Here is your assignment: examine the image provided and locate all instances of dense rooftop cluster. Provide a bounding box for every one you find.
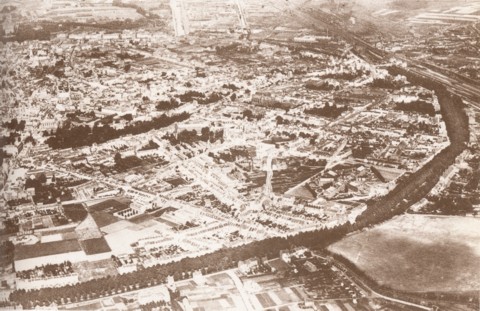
[0,0,479,310]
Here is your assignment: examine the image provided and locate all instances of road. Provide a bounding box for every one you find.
[235,0,248,29]
[406,63,480,110]
[19,5,479,310]
[59,253,434,311]
[287,5,480,109]
[329,253,474,311]
[226,270,256,311]
[59,268,255,311]
[264,151,274,196]
[169,0,189,36]
[315,252,434,311]
[284,99,373,195]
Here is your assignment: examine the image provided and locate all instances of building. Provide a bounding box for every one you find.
[238,257,258,274]
[2,145,19,157]
[137,285,171,305]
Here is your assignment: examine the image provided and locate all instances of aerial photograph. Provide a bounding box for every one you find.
[0,0,479,310]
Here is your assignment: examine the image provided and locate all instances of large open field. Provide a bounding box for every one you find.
[328,214,480,292]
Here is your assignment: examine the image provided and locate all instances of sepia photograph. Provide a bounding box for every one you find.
[0,0,479,310]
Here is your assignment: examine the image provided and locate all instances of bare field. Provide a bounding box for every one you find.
[328,214,480,292]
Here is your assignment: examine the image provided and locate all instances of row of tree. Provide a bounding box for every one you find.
[371,77,404,90]
[9,225,350,308]
[111,0,161,20]
[353,66,469,228]
[3,119,26,131]
[156,98,180,111]
[7,67,471,309]
[305,81,338,91]
[2,19,155,43]
[163,127,224,146]
[305,103,348,119]
[46,113,190,149]
[414,196,476,216]
[113,154,144,171]
[394,100,436,117]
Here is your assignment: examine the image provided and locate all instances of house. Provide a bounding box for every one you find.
[280,247,311,264]
[238,258,258,275]
[280,250,291,264]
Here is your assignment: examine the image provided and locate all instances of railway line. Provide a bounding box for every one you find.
[291,6,480,109]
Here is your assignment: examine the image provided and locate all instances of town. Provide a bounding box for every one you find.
[1,0,479,310]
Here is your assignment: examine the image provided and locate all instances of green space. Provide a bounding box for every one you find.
[80,237,112,255]
[63,204,88,223]
[14,240,82,261]
[88,199,129,213]
[329,215,480,292]
[90,211,121,228]
[46,113,190,149]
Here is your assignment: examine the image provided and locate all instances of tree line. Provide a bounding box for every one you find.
[46,113,190,149]
[305,103,348,119]
[163,127,224,145]
[8,67,471,308]
[353,66,469,229]
[1,20,154,43]
[3,118,26,131]
[9,225,350,308]
[394,100,436,117]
